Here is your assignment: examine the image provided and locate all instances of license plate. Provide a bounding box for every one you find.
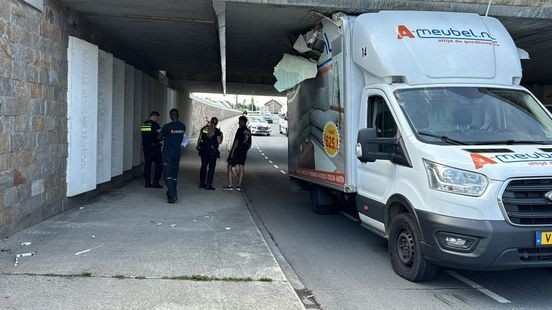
[536,231,552,246]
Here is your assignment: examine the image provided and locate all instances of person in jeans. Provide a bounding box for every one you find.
[197,117,223,190]
[223,116,252,192]
[160,109,186,204]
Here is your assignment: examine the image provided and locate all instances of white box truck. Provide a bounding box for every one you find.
[282,11,552,281]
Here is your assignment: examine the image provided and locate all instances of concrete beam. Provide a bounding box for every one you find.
[170,80,282,96]
[225,0,552,19]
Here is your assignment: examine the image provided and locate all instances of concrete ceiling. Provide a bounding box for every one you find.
[59,0,552,95]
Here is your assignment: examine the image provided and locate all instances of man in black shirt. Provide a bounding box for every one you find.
[223,116,252,192]
[161,109,186,204]
[197,117,223,190]
[141,111,163,188]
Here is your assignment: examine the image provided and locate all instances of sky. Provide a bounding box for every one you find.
[193,93,287,107]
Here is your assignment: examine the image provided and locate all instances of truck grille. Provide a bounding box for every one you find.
[501,179,552,226]
[518,247,552,262]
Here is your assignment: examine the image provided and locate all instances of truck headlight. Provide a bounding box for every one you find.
[423,159,488,197]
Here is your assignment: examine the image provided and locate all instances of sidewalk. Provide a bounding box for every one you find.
[0,117,304,309]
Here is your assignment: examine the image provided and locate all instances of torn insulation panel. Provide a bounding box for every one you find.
[273,54,317,92]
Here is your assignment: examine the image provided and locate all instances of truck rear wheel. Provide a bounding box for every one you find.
[388,213,437,282]
[310,185,333,215]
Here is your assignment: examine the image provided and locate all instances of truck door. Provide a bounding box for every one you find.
[356,90,400,227]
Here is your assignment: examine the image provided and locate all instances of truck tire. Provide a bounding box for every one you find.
[388,213,437,282]
[310,185,333,215]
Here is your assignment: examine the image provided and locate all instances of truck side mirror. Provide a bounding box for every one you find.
[356,128,395,163]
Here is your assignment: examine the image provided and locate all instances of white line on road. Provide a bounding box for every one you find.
[280,170,287,175]
[269,160,273,164]
[258,149,262,152]
[446,271,511,304]
[261,153,265,156]
[274,165,279,169]
[264,156,269,160]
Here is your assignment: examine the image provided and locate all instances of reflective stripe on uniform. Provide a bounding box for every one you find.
[141,123,152,132]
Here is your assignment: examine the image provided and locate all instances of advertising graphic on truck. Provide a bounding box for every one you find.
[274,11,552,282]
[287,18,346,188]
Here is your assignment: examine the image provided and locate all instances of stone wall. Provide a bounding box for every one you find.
[0,0,155,236]
[188,96,242,137]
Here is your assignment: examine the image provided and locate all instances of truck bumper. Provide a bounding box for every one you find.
[416,210,552,270]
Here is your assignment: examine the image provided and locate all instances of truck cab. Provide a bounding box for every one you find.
[351,12,552,281]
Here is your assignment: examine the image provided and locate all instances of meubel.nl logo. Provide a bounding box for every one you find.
[397,25,497,42]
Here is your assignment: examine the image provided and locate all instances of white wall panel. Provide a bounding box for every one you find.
[111,58,125,177]
[97,50,113,184]
[159,84,167,124]
[133,69,143,166]
[123,64,135,171]
[166,88,177,122]
[142,76,150,119]
[66,37,98,197]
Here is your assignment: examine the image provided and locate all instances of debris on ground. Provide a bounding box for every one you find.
[156,223,163,226]
[90,235,96,239]
[14,252,35,267]
[171,224,176,227]
[79,207,85,210]
[225,227,231,231]
[20,242,31,246]
[74,245,103,256]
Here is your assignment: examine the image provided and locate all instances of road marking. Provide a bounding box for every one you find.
[261,153,265,156]
[269,160,273,164]
[280,170,287,175]
[258,149,262,153]
[274,165,279,169]
[264,156,269,160]
[446,271,511,304]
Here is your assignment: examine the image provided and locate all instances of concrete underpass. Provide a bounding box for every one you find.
[2,0,552,308]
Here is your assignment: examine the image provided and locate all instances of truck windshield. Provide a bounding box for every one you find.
[395,87,552,145]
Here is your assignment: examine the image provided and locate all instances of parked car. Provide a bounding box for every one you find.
[247,116,271,136]
[261,111,274,123]
[279,107,288,136]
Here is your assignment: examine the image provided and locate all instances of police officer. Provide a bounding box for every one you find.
[197,117,223,190]
[141,111,163,188]
[160,108,186,204]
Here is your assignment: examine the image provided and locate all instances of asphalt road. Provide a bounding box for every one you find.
[241,116,552,309]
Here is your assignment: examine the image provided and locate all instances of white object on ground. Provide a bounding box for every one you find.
[156,223,163,226]
[74,245,103,256]
[90,235,96,239]
[21,242,31,246]
[79,207,85,210]
[225,227,231,231]
[171,224,177,227]
[14,252,35,267]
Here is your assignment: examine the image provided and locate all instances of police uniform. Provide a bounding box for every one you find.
[161,120,186,201]
[197,126,222,188]
[141,119,163,187]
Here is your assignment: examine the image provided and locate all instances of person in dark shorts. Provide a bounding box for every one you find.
[197,117,223,190]
[223,116,252,192]
[160,109,186,204]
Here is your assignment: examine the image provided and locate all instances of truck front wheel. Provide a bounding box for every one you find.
[388,213,437,282]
